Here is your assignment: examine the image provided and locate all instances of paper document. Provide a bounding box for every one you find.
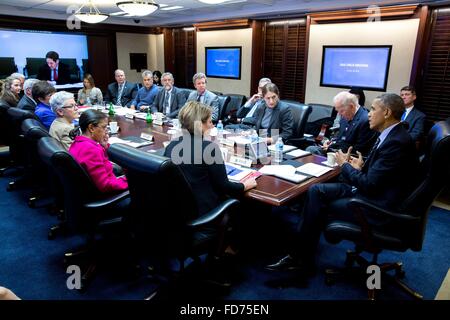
[267,144,297,153]
[113,107,136,116]
[295,163,333,177]
[285,149,311,158]
[108,136,153,148]
[225,163,254,182]
[54,82,83,89]
[259,165,309,184]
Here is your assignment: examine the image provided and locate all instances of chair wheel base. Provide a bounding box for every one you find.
[7,181,15,191]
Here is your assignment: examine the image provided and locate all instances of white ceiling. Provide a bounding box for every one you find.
[0,0,444,27]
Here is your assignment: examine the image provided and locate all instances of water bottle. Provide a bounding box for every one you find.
[274,137,284,164]
[250,129,258,143]
[217,120,223,136]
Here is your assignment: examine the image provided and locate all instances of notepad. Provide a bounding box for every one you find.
[295,163,333,177]
[267,144,297,153]
[284,149,311,159]
[259,165,309,184]
[225,163,255,182]
[108,136,153,148]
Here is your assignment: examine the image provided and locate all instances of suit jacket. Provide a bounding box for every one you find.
[341,123,419,209]
[49,117,74,151]
[17,95,37,112]
[253,100,294,142]
[333,107,378,156]
[37,62,71,85]
[151,86,186,118]
[187,90,220,121]
[104,81,138,108]
[164,135,244,216]
[403,106,426,142]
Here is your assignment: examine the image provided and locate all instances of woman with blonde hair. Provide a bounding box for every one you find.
[77,73,103,106]
[0,76,21,108]
[164,101,256,216]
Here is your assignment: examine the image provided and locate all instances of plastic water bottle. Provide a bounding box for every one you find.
[250,129,259,143]
[274,137,284,164]
[217,120,223,135]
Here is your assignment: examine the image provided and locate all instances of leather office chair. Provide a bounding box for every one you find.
[21,118,51,207]
[5,107,39,190]
[0,101,14,175]
[323,120,450,300]
[282,100,312,147]
[37,137,130,289]
[107,144,240,289]
[223,94,247,125]
[216,95,231,123]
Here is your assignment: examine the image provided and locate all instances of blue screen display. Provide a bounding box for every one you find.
[321,46,391,91]
[205,47,241,79]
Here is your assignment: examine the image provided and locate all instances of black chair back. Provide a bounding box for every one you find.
[108,144,198,251]
[21,118,50,174]
[400,120,450,250]
[7,107,39,164]
[283,100,312,139]
[223,94,247,123]
[217,95,231,122]
[0,101,13,146]
[38,137,102,232]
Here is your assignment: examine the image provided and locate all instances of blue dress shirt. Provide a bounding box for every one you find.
[131,85,159,108]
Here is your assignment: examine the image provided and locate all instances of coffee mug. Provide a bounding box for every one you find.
[327,152,337,166]
[172,119,180,129]
[109,121,119,134]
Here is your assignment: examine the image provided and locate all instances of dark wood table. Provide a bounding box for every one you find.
[112,114,341,206]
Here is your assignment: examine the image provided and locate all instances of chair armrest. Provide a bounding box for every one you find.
[84,190,130,209]
[187,198,240,228]
[348,198,420,222]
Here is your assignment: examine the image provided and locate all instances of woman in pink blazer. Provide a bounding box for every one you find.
[69,109,128,193]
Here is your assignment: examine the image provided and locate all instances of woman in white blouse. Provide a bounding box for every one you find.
[77,73,103,106]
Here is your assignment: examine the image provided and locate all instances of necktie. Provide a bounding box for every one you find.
[164,91,170,114]
[364,137,381,169]
[401,111,407,121]
[197,94,202,102]
[117,84,124,105]
[53,69,58,81]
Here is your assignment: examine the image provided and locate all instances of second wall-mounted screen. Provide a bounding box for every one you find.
[320,45,392,91]
[205,47,241,80]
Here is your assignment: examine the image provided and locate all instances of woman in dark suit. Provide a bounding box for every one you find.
[164,101,257,216]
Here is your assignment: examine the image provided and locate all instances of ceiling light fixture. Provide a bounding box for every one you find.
[117,1,160,16]
[74,0,109,24]
[198,0,228,4]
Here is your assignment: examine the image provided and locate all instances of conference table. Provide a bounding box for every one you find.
[110,112,341,207]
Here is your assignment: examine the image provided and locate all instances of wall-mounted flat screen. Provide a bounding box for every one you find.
[205,47,241,80]
[0,28,88,83]
[320,45,392,91]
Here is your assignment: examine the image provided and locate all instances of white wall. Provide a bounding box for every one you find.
[305,19,420,106]
[196,28,252,96]
[116,32,165,84]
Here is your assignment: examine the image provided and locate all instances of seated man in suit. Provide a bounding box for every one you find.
[252,83,294,145]
[186,72,220,121]
[37,51,71,85]
[104,69,138,108]
[266,93,420,276]
[307,91,377,157]
[151,72,186,118]
[17,78,39,111]
[236,77,272,127]
[400,85,426,143]
[130,70,159,111]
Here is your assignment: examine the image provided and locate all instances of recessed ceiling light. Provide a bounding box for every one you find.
[161,6,184,11]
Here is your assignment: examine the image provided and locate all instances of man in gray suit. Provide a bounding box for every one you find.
[151,72,186,118]
[17,78,39,111]
[187,72,219,121]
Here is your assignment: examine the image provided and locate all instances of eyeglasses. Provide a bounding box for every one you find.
[62,104,77,109]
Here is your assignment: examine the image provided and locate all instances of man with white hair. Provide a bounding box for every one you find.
[17,78,39,111]
[307,91,377,157]
[104,69,138,108]
[49,91,79,150]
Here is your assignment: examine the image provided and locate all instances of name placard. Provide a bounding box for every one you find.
[229,156,252,168]
[140,133,154,141]
[125,113,134,120]
[153,119,164,126]
[218,138,235,147]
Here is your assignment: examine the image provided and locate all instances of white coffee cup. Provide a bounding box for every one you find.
[109,121,118,134]
[327,152,336,166]
[172,119,180,129]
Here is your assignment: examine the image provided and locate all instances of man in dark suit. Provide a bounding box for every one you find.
[104,69,138,108]
[266,93,419,276]
[307,91,378,156]
[400,85,426,143]
[37,51,71,85]
[17,78,39,111]
[151,72,186,118]
[186,73,220,121]
[253,83,294,144]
